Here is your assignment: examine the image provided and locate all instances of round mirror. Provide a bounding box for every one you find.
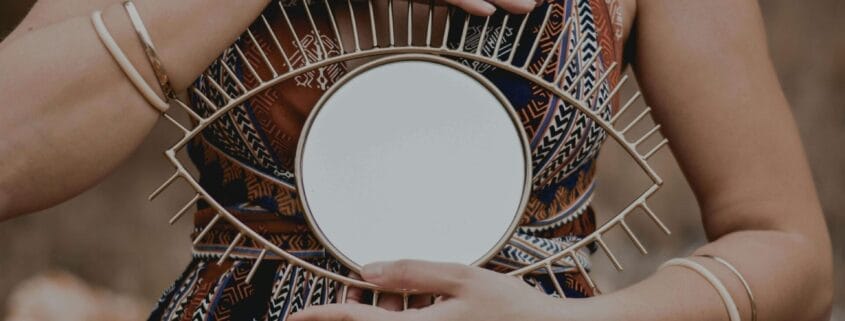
[296,55,531,271]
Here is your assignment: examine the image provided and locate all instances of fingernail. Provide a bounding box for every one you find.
[361,262,385,280]
[480,2,497,15]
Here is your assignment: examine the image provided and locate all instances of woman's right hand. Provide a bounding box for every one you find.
[439,0,537,16]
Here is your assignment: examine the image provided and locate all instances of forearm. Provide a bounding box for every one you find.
[0,0,270,218]
[565,229,833,321]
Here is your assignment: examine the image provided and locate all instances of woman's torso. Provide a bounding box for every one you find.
[149,0,626,319]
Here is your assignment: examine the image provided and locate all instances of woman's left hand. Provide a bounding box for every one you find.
[289,259,581,321]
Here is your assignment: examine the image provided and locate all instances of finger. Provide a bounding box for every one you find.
[344,272,365,304]
[376,293,405,311]
[408,294,435,309]
[443,0,497,16]
[360,260,473,296]
[289,304,400,321]
[487,0,535,14]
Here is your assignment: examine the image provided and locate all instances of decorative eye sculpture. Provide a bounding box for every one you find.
[150,0,670,305]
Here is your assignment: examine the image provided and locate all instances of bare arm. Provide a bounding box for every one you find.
[0,0,273,219]
[0,0,534,221]
[290,1,834,321]
[553,1,835,320]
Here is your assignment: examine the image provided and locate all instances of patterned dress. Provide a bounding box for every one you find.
[148,0,624,319]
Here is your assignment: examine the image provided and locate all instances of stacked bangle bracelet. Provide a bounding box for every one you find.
[698,255,757,321]
[91,1,175,113]
[660,256,757,321]
[660,257,742,321]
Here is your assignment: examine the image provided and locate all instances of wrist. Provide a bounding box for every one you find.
[541,296,612,321]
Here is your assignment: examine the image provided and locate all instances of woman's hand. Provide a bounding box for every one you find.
[291,260,580,321]
[440,0,537,16]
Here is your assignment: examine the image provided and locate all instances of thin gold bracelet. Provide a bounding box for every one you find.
[91,10,170,112]
[698,255,757,321]
[660,258,742,321]
[123,1,178,102]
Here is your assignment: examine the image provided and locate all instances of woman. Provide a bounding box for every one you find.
[0,0,833,320]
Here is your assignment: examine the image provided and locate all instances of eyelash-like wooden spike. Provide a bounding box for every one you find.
[323,0,345,55]
[173,99,205,123]
[261,14,295,71]
[586,66,625,103]
[522,5,554,69]
[162,113,189,133]
[232,43,265,83]
[217,233,244,265]
[440,7,452,49]
[571,252,600,294]
[561,49,601,90]
[367,0,378,48]
[621,106,652,134]
[595,235,623,271]
[277,1,311,65]
[388,0,396,47]
[169,193,201,225]
[245,28,279,77]
[245,248,268,283]
[201,72,233,101]
[619,219,648,255]
[302,0,328,61]
[407,0,414,45]
[425,0,434,46]
[192,213,221,246]
[149,171,181,201]
[191,87,219,111]
[506,12,531,64]
[476,15,491,56]
[492,14,510,58]
[545,262,567,299]
[537,16,575,75]
[347,0,362,51]
[458,13,471,51]
[640,202,671,235]
[644,139,670,160]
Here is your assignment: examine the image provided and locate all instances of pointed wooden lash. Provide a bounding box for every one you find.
[619,219,648,255]
[476,16,491,56]
[245,248,268,283]
[346,0,362,51]
[149,171,181,201]
[301,0,328,61]
[537,17,575,75]
[260,14,295,72]
[232,43,265,83]
[277,1,311,65]
[521,6,554,69]
[217,233,244,265]
[192,213,221,246]
[169,193,201,225]
[506,12,531,64]
[322,0,345,55]
[492,15,510,58]
[245,28,279,77]
[595,235,623,271]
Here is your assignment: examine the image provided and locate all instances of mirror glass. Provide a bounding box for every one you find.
[298,57,529,270]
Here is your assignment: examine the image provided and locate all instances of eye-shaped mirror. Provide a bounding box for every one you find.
[296,55,532,271]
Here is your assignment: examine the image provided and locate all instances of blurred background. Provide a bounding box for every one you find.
[0,0,842,320]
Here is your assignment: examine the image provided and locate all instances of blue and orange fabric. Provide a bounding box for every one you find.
[149,0,624,319]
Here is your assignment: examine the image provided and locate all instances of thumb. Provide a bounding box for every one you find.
[360,260,473,296]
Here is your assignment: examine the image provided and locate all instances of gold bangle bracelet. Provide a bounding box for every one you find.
[698,255,757,321]
[123,1,178,102]
[91,10,170,112]
[660,258,742,321]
